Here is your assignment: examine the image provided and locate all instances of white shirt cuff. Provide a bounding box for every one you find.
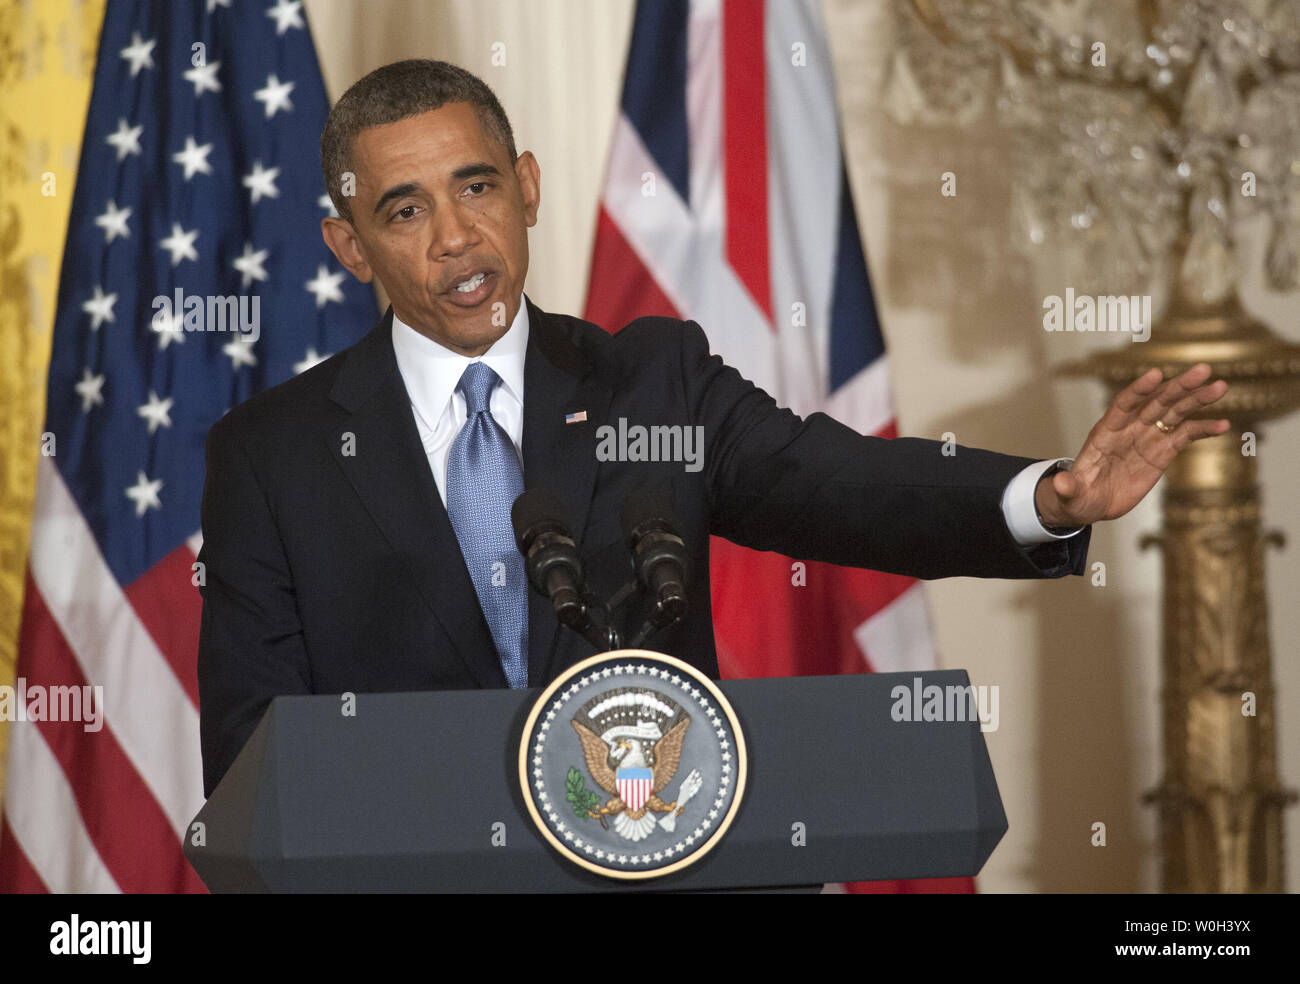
[1000,458,1083,545]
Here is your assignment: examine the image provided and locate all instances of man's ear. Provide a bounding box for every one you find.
[321,217,374,283]
[515,151,541,228]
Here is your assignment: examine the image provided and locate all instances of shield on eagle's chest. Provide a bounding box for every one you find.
[616,767,653,811]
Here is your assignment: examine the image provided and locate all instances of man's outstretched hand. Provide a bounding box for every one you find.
[1036,363,1231,529]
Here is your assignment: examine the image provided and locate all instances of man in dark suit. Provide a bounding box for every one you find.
[197,60,1230,797]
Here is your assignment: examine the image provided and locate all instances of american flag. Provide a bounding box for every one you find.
[583,0,973,893]
[0,0,375,892]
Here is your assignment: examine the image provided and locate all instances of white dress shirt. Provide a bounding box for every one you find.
[392,296,529,506]
[391,295,1080,545]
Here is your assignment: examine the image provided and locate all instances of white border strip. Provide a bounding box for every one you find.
[3,721,121,893]
[853,582,937,675]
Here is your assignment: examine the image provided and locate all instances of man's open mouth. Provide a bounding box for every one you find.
[453,271,488,293]
[444,270,495,307]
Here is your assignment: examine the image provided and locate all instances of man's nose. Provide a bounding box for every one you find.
[429,201,476,258]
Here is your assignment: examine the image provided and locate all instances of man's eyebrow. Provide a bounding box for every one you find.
[450,162,501,182]
[372,181,421,216]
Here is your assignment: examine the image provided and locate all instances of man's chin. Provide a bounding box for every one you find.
[424,312,510,356]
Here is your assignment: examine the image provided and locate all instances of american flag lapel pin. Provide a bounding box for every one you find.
[564,410,588,424]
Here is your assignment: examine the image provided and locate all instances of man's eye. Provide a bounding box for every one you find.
[467,182,489,195]
[394,205,418,220]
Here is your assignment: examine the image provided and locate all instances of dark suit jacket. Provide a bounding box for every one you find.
[197,297,1090,796]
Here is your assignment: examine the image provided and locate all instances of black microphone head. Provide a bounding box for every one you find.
[621,494,674,547]
[512,489,570,553]
[622,494,689,628]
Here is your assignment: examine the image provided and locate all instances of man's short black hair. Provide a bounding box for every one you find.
[320,59,517,223]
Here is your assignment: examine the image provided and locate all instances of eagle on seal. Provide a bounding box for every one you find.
[571,689,704,842]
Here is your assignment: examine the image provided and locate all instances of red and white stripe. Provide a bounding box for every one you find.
[1,458,206,893]
[618,776,653,812]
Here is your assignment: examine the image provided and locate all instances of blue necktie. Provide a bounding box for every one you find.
[446,362,528,688]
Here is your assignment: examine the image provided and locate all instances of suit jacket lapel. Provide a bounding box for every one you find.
[327,308,507,689]
[521,297,613,683]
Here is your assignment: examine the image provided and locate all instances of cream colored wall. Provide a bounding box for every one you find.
[305,0,1299,893]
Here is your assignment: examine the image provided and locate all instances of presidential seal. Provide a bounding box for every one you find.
[519,650,747,880]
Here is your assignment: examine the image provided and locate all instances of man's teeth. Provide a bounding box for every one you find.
[454,272,487,292]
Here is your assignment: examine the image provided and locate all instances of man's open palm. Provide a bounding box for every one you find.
[1037,363,1231,528]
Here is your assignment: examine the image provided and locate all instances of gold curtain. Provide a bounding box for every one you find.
[0,0,104,807]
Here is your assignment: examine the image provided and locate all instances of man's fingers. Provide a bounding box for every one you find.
[1111,366,1165,415]
[1107,364,1226,434]
[1175,418,1232,447]
[1100,367,1164,433]
[1150,378,1230,429]
[1137,363,1214,425]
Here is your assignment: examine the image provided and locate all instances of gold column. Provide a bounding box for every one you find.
[1065,288,1300,893]
[896,0,1300,891]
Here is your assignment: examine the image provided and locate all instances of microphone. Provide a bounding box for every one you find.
[621,496,689,627]
[511,490,590,633]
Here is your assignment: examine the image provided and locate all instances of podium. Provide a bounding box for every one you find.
[185,669,1007,892]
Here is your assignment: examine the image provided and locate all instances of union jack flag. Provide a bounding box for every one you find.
[0,0,376,892]
[584,0,973,893]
